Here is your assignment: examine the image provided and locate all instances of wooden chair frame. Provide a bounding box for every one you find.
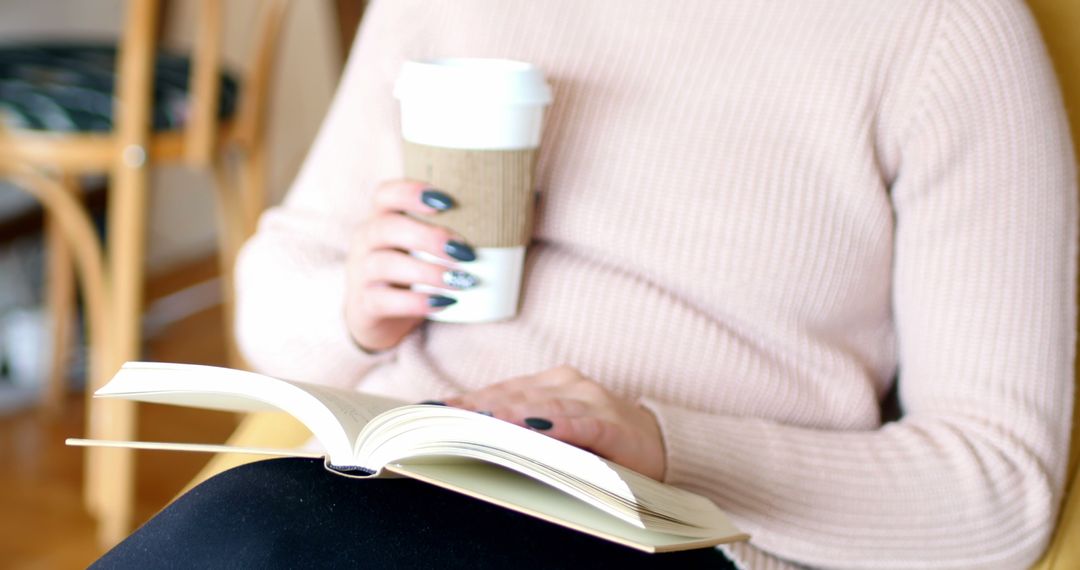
[0,0,288,546]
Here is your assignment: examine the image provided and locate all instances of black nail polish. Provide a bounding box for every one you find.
[443,269,479,289]
[444,240,477,262]
[417,400,447,406]
[421,189,454,211]
[524,417,553,431]
[428,295,458,308]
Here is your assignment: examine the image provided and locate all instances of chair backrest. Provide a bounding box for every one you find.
[110,0,288,171]
[184,0,224,166]
[231,0,289,155]
[179,0,289,167]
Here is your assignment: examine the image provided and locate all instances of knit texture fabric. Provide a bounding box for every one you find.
[234,1,1077,568]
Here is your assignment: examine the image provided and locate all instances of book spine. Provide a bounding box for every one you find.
[327,464,376,476]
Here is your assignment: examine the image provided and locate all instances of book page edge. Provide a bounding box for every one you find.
[65,438,324,460]
[384,463,748,553]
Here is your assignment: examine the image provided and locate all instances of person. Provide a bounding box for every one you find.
[95,0,1077,568]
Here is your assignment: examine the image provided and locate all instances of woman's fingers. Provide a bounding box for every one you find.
[358,250,477,291]
[356,213,477,264]
[356,179,476,267]
[532,412,661,478]
[444,365,667,479]
[356,286,451,319]
[370,179,454,216]
[485,394,593,422]
[455,382,588,414]
[363,214,451,256]
[452,367,605,417]
[539,415,624,456]
[343,179,466,352]
[460,365,587,402]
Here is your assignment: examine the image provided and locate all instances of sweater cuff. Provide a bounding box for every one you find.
[637,397,749,492]
[235,258,392,386]
[303,265,397,368]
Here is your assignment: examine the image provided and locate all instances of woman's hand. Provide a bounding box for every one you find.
[450,365,667,480]
[344,180,478,352]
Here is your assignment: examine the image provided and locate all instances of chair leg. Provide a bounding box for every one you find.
[212,157,247,369]
[2,166,113,525]
[43,173,80,413]
[238,139,268,237]
[94,0,159,543]
[97,162,147,546]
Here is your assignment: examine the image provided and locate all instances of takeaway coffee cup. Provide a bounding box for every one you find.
[394,58,552,323]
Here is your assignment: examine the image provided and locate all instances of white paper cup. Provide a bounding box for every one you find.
[395,58,552,323]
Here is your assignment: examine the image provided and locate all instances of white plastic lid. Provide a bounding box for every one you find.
[394,58,552,107]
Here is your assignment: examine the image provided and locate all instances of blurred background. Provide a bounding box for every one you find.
[0,1,361,566]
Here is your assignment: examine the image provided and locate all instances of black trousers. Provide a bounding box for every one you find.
[93,457,738,569]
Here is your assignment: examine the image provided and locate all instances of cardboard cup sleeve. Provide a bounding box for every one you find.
[403,141,538,248]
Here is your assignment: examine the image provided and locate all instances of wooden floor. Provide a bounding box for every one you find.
[0,256,240,569]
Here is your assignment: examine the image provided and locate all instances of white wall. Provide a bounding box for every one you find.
[0,0,126,38]
[0,0,341,270]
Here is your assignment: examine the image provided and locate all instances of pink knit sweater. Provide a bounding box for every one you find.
[235,1,1077,567]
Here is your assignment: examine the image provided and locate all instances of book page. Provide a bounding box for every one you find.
[66,438,324,460]
[290,383,404,442]
[387,460,747,553]
[94,362,405,466]
[355,406,742,537]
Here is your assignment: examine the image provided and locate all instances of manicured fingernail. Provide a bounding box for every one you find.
[417,400,447,406]
[477,410,494,417]
[524,417,553,431]
[428,295,457,308]
[443,269,478,289]
[445,240,476,262]
[421,189,454,211]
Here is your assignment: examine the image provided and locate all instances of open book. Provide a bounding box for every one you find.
[68,362,748,553]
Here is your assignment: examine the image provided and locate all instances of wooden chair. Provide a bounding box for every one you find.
[0,0,289,546]
[190,1,1080,568]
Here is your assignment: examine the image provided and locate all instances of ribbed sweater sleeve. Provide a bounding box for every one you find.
[233,1,415,386]
[641,1,1077,568]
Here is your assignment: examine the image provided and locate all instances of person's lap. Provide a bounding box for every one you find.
[92,457,737,569]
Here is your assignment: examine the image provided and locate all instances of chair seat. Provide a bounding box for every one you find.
[0,42,238,133]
